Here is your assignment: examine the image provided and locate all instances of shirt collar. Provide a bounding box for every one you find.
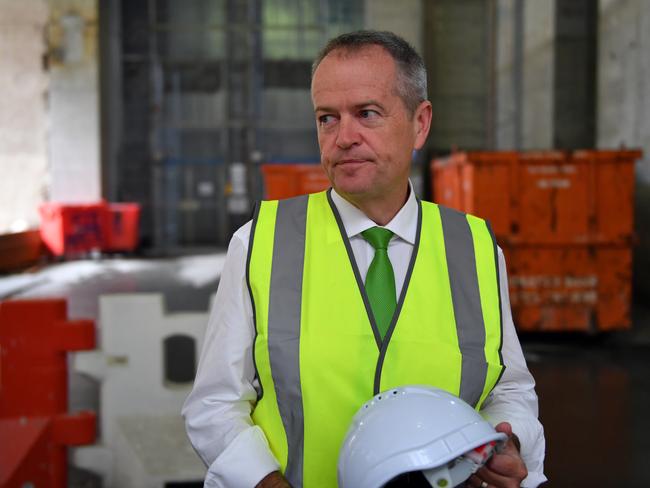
[330,182,418,245]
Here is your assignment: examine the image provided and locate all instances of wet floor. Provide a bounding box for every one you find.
[525,331,650,487]
[2,255,650,487]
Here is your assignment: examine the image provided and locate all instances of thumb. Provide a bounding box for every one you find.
[495,421,521,453]
[495,421,513,436]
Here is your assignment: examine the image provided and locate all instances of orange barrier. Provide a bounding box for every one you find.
[261,164,330,199]
[431,150,642,332]
[0,299,96,487]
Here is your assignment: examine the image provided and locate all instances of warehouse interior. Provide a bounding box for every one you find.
[1,0,650,486]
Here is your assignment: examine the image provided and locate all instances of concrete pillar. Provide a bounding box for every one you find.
[554,0,597,149]
[423,0,494,152]
[598,0,650,299]
[47,0,100,202]
[521,1,555,149]
[0,0,49,232]
[496,0,596,150]
[598,0,650,180]
[495,0,520,149]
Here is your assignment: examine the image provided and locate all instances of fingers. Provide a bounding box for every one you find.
[467,476,489,488]
[466,424,528,488]
[488,440,527,477]
[468,462,525,488]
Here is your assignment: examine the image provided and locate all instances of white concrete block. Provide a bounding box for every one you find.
[73,293,209,487]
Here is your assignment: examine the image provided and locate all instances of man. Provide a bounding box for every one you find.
[183,31,546,488]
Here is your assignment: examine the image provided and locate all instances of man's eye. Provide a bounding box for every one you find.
[360,109,379,119]
[318,115,336,126]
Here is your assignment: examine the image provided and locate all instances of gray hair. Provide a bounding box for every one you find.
[312,30,428,116]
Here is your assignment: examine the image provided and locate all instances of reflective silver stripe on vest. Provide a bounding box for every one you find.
[268,195,308,486]
[439,206,488,407]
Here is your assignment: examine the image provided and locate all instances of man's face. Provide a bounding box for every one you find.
[311,45,431,206]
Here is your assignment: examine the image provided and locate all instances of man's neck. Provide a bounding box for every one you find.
[338,186,410,226]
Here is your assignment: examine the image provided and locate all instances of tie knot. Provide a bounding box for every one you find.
[361,227,393,250]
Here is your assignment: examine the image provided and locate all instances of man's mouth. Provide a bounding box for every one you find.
[337,159,369,166]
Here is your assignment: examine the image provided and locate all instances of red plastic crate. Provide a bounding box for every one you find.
[105,203,141,252]
[39,202,108,256]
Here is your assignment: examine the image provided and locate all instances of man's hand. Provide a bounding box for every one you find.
[255,471,292,488]
[467,422,528,488]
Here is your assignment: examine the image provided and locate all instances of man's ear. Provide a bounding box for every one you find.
[413,100,432,150]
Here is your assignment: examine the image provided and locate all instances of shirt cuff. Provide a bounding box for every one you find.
[204,426,280,488]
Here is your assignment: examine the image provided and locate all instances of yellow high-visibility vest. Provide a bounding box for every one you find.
[247,190,504,488]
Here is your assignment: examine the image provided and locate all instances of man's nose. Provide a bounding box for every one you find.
[335,116,361,149]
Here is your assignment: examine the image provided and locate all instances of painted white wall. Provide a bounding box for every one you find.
[0,0,49,232]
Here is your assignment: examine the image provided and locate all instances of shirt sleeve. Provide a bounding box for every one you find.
[181,222,280,488]
[480,247,547,488]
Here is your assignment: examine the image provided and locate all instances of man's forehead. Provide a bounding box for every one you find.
[311,44,400,107]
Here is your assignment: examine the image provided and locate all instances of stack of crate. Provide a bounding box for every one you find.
[432,150,642,332]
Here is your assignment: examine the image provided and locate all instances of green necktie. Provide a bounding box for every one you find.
[361,227,397,340]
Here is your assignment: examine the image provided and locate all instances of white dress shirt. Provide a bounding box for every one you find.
[182,188,547,488]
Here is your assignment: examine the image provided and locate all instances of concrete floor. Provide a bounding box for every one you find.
[2,254,650,487]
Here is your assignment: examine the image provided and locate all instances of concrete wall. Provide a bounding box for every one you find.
[554,0,597,149]
[521,1,555,150]
[598,0,650,179]
[495,0,520,149]
[0,0,100,234]
[47,0,100,202]
[496,0,596,150]
[424,0,493,152]
[497,0,555,150]
[364,0,422,53]
[598,0,650,299]
[0,0,49,233]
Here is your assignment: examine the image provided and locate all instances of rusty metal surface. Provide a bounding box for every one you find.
[0,230,44,273]
[432,150,641,245]
[432,150,641,333]
[504,245,632,332]
[261,163,330,199]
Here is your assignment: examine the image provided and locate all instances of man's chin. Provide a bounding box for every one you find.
[332,179,375,199]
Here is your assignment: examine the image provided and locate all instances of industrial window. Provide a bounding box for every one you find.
[263,0,363,60]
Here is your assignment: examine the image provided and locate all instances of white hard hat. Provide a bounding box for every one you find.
[337,385,507,488]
